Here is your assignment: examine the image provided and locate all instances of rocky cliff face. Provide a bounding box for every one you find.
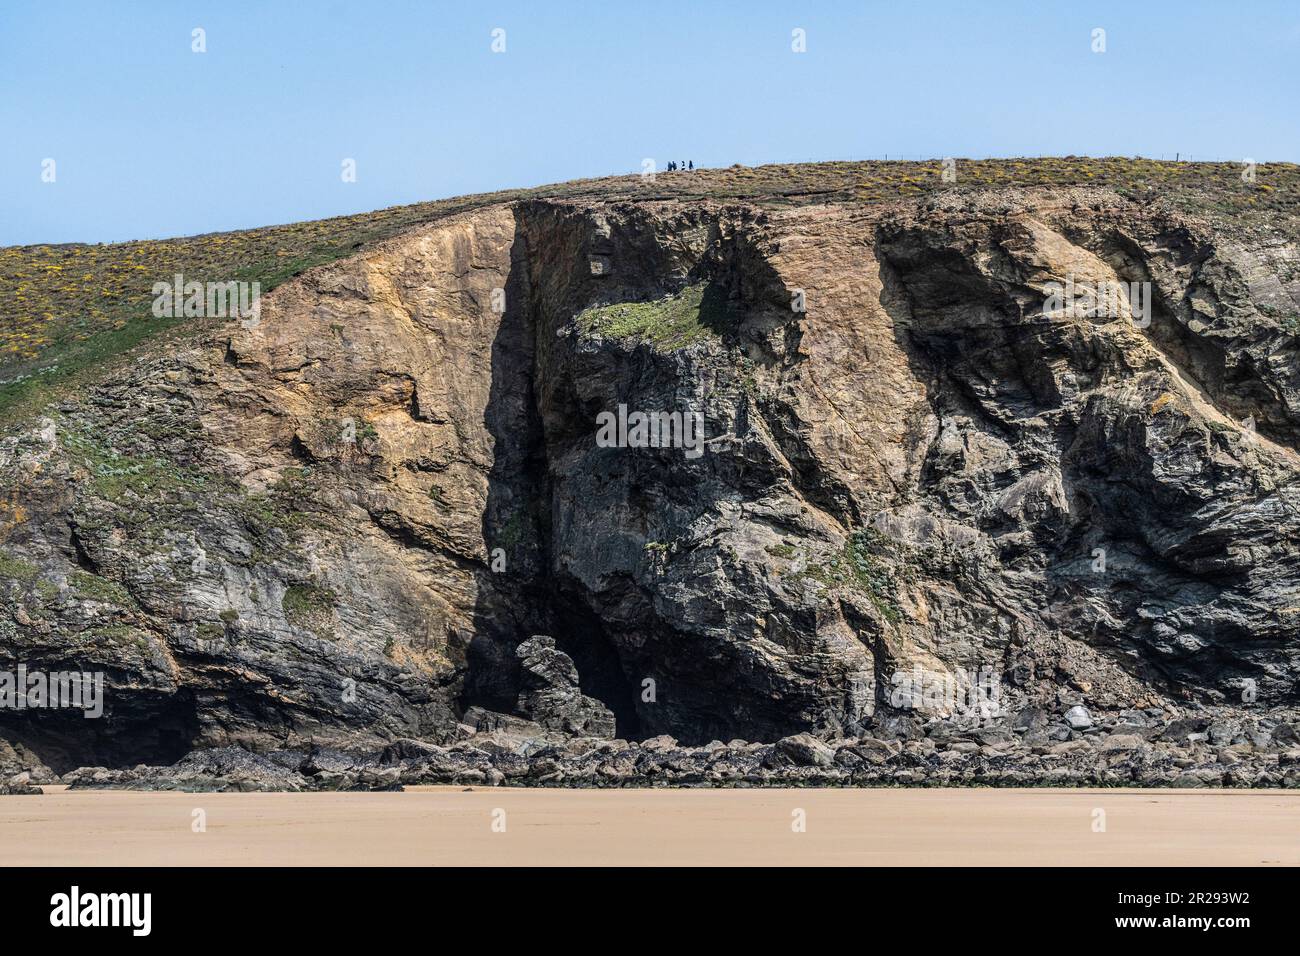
[3,184,1300,783]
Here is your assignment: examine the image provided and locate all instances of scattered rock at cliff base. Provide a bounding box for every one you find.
[62,746,401,793]
[772,733,836,768]
[54,708,1300,791]
[0,739,58,785]
[1,772,40,795]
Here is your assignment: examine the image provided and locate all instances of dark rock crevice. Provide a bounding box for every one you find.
[0,688,198,775]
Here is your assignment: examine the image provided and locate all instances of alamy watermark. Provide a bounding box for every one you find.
[0,664,104,718]
[151,273,261,326]
[50,886,150,936]
[888,664,1002,724]
[1043,275,1151,328]
[595,403,707,459]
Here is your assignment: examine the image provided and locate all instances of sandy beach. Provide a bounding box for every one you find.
[1,786,1296,866]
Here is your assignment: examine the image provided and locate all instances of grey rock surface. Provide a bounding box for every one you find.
[1065,706,1093,731]
[515,635,616,739]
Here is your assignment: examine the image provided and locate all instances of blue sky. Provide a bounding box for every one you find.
[2,0,1297,245]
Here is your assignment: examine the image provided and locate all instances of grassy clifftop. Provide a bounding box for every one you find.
[3,157,1297,423]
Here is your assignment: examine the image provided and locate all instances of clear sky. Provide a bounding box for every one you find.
[2,0,1297,245]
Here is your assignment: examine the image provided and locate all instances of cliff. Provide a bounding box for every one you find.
[3,160,1300,787]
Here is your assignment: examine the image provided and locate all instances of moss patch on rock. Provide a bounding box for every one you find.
[69,569,131,605]
[792,528,905,624]
[0,550,39,583]
[576,282,732,350]
[282,579,337,635]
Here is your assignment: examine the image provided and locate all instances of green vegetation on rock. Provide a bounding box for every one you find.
[69,569,131,605]
[60,428,205,501]
[0,550,40,583]
[282,580,337,634]
[577,282,732,350]
[793,529,904,624]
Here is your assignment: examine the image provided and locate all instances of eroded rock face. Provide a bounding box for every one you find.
[2,187,1299,777]
[514,635,615,738]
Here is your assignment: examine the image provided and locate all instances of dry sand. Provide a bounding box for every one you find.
[1,786,1296,866]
